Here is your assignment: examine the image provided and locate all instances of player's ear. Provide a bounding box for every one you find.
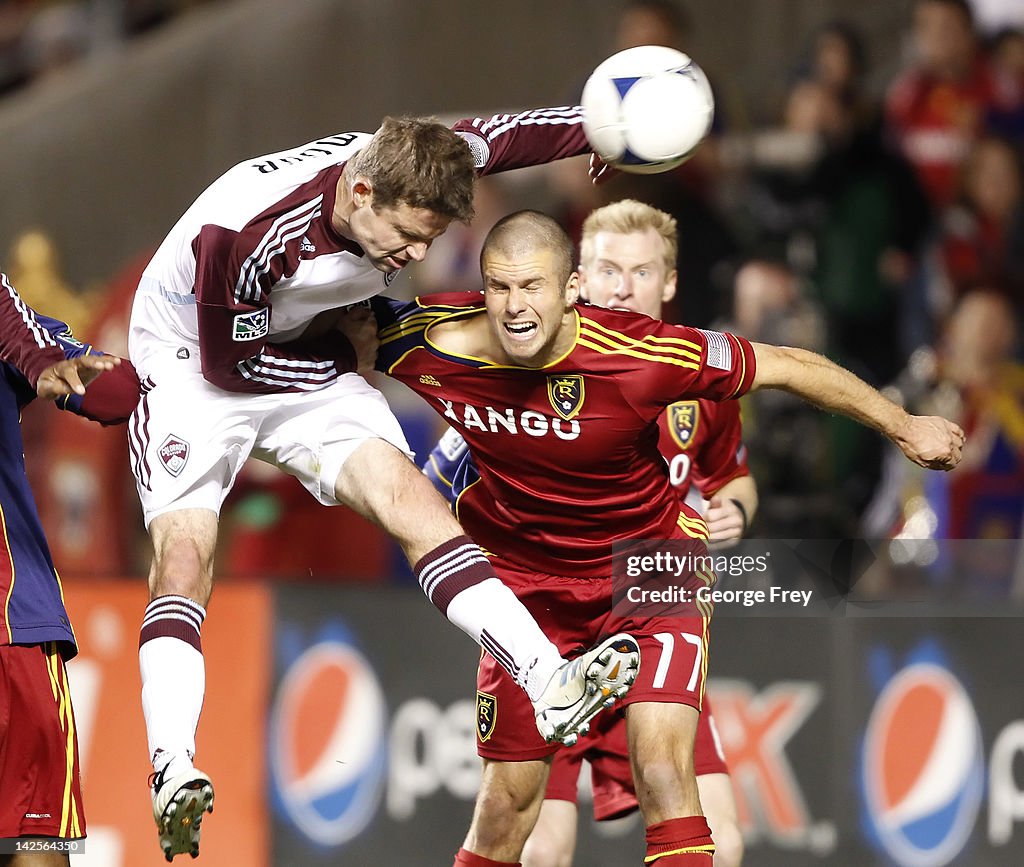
[565,272,581,307]
[662,269,678,304]
[351,178,373,209]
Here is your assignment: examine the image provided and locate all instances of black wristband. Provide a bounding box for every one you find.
[729,498,749,535]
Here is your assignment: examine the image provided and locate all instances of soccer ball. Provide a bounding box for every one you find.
[581,45,715,174]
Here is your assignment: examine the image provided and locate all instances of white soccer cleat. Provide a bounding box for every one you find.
[150,767,215,861]
[534,633,641,747]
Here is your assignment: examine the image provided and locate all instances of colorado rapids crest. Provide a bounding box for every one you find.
[667,401,700,450]
[547,375,585,421]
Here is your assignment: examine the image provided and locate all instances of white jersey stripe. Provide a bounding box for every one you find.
[254,354,335,372]
[249,362,337,382]
[237,198,322,299]
[2,273,58,350]
[237,204,323,304]
[485,114,582,141]
[237,362,335,391]
[476,107,580,137]
[238,195,323,296]
[234,196,324,303]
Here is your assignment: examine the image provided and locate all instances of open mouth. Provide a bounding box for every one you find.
[503,321,538,340]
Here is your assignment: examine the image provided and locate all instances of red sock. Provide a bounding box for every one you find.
[645,816,715,864]
[452,848,520,867]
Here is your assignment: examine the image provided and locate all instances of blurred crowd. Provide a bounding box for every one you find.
[0,0,212,94]
[415,0,1024,596]
[8,0,1024,597]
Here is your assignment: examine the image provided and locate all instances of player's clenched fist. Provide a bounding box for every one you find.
[335,307,380,373]
[892,415,966,471]
[36,354,120,399]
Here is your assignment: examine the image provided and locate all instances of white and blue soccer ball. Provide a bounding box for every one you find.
[581,45,715,174]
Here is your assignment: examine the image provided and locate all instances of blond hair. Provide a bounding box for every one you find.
[579,199,678,272]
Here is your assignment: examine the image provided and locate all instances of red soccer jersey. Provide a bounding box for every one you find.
[658,397,749,501]
[375,295,756,578]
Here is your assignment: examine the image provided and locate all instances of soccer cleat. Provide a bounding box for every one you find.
[534,633,641,746]
[150,767,215,861]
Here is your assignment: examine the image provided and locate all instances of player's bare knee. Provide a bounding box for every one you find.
[148,511,217,602]
[149,536,212,601]
[633,756,692,813]
[150,553,209,602]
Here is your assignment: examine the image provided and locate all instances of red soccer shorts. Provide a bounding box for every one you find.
[475,554,710,761]
[544,695,730,820]
[0,642,86,839]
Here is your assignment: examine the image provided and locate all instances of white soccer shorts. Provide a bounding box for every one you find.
[128,366,412,527]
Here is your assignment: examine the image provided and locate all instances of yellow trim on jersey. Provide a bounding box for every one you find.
[454,475,483,524]
[386,345,428,376]
[378,296,475,340]
[645,844,716,862]
[424,309,582,370]
[676,512,710,539]
[582,315,702,357]
[579,325,702,364]
[583,315,702,356]
[1,501,14,644]
[379,310,449,344]
[428,454,454,489]
[578,331,701,370]
[728,334,748,399]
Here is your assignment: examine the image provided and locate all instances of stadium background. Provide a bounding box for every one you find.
[1,0,1022,864]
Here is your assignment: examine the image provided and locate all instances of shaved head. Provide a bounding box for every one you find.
[481,210,575,288]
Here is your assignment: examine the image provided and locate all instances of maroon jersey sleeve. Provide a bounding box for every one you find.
[76,362,141,425]
[0,272,66,387]
[193,225,356,393]
[452,106,588,176]
[688,399,750,497]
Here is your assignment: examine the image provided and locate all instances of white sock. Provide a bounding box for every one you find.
[445,577,563,701]
[139,596,207,777]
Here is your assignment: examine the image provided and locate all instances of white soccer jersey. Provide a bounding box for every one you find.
[129,106,588,394]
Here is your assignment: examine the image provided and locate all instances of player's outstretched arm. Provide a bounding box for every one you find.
[453,106,589,175]
[751,343,965,471]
